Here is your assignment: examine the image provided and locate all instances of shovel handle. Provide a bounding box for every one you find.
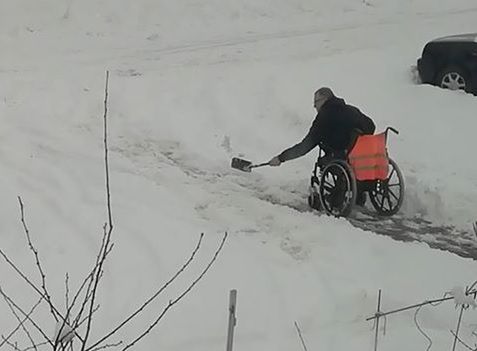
[250,162,270,169]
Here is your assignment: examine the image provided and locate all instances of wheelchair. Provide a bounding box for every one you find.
[307,127,404,217]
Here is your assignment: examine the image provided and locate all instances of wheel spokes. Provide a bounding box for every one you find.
[379,192,386,209]
[320,163,354,216]
[388,167,395,181]
[388,188,400,201]
[323,180,334,192]
[386,194,393,211]
[442,72,466,90]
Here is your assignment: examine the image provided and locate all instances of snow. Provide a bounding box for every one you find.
[1,1,477,350]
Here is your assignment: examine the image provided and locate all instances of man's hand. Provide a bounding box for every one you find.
[269,156,282,167]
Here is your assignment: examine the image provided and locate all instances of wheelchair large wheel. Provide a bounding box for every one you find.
[369,158,404,216]
[319,160,357,217]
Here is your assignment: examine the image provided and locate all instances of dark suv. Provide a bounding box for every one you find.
[417,33,477,94]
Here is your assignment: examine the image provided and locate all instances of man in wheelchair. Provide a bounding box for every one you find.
[269,87,376,206]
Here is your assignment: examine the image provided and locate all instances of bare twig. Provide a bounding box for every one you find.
[414,306,432,351]
[1,337,21,351]
[0,286,54,348]
[450,330,477,351]
[1,288,37,351]
[473,222,477,239]
[89,341,123,351]
[49,256,100,349]
[73,225,111,330]
[0,298,42,349]
[120,232,228,351]
[65,273,70,314]
[57,264,105,347]
[77,305,100,327]
[1,340,50,351]
[56,304,100,350]
[64,225,113,335]
[0,227,84,344]
[366,292,469,321]
[102,70,113,230]
[452,305,466,351]
[17,196,57,321]
[0,248,47,303]
[81,70,112,351]
[294,321,308,351]
[87,233,205,350]
[22,341,50,351]
[0,247,85,344]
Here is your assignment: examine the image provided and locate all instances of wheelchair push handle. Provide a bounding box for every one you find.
[385,127,399,135]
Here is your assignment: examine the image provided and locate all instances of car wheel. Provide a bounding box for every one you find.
[437,66,469,91]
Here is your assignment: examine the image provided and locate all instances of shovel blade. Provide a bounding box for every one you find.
[231,157,252,172]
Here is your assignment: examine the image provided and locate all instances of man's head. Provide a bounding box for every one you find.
[314,87,334,111]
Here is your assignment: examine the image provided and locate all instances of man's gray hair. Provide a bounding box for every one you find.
[314,87,334,101]
[313,87,334,111]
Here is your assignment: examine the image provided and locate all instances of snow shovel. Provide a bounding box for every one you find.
[231,157,270,172]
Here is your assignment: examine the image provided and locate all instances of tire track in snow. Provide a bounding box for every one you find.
[10,6,476,70]
[122,7,477,60]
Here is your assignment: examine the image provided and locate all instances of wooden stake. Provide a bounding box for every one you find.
[226,290,237,351]
[374,289,382,351]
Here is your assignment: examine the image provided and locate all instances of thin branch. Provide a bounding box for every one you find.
[73,225,110,330]
[0,239,84,344]
[64,224,113,337]
[121,232,228,351]
[1,288,37,351]
[78,305,100,327]
[294,321,308,351]
[86,233,205,350]
[1,337,21,351]
[366,291,472,321]
[414,306,432,351]
[65,273,70,315]
[80,223,110,346]
[103,70,113,231]
[452,306,466,351]
[1,340,50,351]
[50,261,97,349]
[0,286,54,348]
[81,69,112,351]
[56,304,100,351]
[17,196,57,321]
[450,330,477,351]
[0,298,42,349]
[89,341,123,351]
[55,300,99,349]
[0,248,46,302]
[22,341,50,351]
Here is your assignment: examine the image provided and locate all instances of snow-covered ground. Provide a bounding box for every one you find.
[1,1,477,350]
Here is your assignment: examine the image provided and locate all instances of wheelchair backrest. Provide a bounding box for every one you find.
[348,132,389,181]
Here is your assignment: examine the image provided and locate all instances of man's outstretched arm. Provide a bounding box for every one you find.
[269,122,320,166]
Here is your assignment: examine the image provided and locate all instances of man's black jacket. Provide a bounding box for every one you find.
[278,97,376,162]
